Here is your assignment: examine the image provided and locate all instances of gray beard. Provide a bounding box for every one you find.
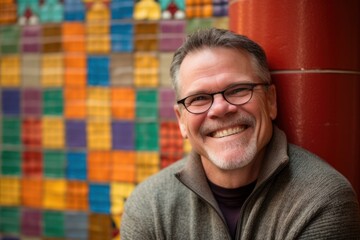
[206,134,258,170]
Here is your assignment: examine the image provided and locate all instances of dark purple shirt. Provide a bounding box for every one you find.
[208,180,256,240]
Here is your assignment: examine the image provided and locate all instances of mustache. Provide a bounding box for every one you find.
[200,114,256,135]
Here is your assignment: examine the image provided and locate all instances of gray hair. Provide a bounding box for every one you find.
[170,28,271,96]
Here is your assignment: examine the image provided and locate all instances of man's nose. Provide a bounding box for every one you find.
[207,93,237,117]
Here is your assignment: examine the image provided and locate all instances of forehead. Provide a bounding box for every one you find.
[178,47,256,95]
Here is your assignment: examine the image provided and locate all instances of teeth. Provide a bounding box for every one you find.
[212,126,246,138]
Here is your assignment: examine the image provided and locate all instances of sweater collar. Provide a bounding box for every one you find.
[175,126,289,204]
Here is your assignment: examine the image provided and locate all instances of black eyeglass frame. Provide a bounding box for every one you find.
[177,83,270,114]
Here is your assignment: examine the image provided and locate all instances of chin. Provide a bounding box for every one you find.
[206,136,258,170]
[210,155,254,170]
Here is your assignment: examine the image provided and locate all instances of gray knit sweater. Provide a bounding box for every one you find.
[121,127,360,239]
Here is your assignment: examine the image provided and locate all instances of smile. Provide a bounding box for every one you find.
[210,125,248,138]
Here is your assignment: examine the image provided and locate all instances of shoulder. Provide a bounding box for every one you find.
[121,158,189,239]
[285,144,356,200]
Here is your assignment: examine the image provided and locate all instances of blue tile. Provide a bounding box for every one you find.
[64,212,88,240]
[67,152,87,180]
[111,0,134,19]
[87,56,110,86]
[89,184,110,213]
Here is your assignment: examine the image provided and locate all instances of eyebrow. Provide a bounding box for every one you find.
[183,81,256,96]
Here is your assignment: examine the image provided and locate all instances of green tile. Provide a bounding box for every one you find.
[43,89,63,115]
[2,117,21,146]
[43,151,66,178]
[1,150,21,176]
[186,19,214,34]
[0,207,20,234]
[135,122,159,151]
[43,211,65,237]
[0,26,20,54]
[136,89,158,120]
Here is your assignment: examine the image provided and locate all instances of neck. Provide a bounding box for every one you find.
[201,151,264,189]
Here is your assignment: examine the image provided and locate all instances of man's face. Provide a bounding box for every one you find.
[174,47,277,171]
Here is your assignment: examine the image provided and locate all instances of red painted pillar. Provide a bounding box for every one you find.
[229,0,360,197]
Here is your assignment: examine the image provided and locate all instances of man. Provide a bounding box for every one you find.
[121,28,360,239]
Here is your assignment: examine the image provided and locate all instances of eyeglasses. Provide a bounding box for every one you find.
[177,83,270,114]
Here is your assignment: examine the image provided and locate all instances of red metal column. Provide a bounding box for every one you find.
[229,0,360,197]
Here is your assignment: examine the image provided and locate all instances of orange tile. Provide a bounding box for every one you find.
[21,178,43,208]
[186,4,213,18]
[111,87,135,120]
[88,151,111,182]
[64,86,87,118]
[67,180,89,211]
[111,151,136,182]
[62,22,86,52]
[64,53,87,87]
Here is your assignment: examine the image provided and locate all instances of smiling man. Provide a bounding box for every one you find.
[121,28,360,240]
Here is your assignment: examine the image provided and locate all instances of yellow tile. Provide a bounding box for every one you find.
[111,182,135,198]
[0,55,20,87]
[111,182,135,214]
[136,165,159,183]
[111,197,125,214]
[183,139,192,153]
[136,151,159,166]
[42,117,64,149]
[86,2,110,23]
[41,54,64,87]
[134,53,159,87]
[86,35,110,54]
[134,0,161,20]
[43,179,67,210]
[0,177,20,206]
[87,119,111,150]
[87,87,111,119]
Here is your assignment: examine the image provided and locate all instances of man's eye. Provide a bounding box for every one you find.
[227,86,250,96]
[187,95,211,105]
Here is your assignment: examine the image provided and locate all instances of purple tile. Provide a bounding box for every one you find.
[21,208,42,236]
[160,20,185,33]
[66,120,86,148]
[159,88,176,119]
[22,88,42,116]
[21,25,41,53]
[112,121,134,150]
[2,89,20,115]
[159,20,185,51]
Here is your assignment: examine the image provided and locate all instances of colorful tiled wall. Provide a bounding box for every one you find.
[0,0,229,239]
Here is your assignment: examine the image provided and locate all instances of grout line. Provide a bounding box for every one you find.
[271,69,360,75]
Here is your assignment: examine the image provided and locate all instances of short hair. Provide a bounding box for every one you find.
[170,28,271,96]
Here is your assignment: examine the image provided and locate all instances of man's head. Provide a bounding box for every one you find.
[171,28,277,173]
[170,28,271,97]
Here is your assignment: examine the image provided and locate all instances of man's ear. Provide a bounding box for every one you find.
[174,104,188,139]
[267,84,277,120]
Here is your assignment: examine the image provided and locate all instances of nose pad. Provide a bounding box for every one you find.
[208,93,236,116]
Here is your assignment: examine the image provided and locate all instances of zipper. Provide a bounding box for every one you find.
[234,160,288,239]
[175,174,232,240]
